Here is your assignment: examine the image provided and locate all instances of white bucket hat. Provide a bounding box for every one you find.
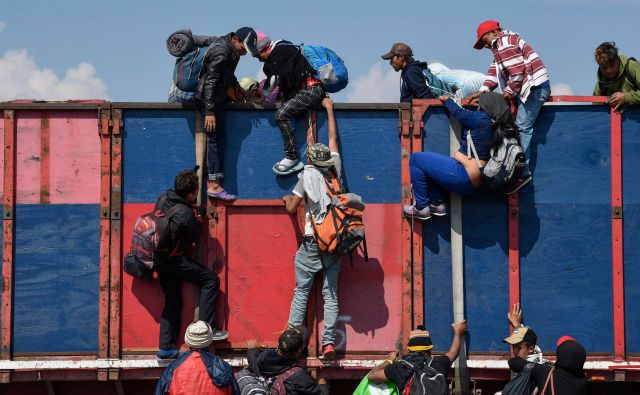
[184,320,214,349]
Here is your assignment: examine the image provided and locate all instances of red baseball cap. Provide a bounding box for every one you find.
[557,336,576,347]
[474,20,501,49]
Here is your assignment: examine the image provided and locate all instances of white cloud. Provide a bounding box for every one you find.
[0,49,109,101]
[347,63,400,103]
[0,21,6,33]
[551,83,574,96]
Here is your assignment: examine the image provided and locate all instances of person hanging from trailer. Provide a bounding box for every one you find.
[366,322,467,395]
[404,92,522,220]
[194,27,259,201]
[154,169,228,361]
[257,33,327,176]
[381,42,451,102]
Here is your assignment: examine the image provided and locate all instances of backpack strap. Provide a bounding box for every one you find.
[625,57,639,91]
[541,367,555,395]
[271,366,303,394]
[466,132,484,170]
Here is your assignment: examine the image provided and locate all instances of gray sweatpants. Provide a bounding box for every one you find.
[287,238,341,346]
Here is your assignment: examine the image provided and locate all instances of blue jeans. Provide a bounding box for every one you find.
[515,85,551,176]
[207,108,225,181]
[288,238,341,346]
[409,152,475,209]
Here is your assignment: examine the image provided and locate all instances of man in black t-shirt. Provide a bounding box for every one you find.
[367,321,467,393]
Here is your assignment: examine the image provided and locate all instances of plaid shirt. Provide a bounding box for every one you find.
[479,30,549,102]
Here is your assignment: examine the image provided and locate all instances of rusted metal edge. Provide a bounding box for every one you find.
[110,102,411,111]
[109,109,123,360]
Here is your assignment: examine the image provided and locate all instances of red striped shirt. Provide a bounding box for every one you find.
[480,30,549,102]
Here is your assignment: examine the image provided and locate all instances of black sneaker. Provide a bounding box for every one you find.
[504,175,533,195]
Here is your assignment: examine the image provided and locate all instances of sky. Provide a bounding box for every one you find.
[0,0,638,103]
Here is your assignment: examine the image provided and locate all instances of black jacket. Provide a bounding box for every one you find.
[156,189,201,256]
[400,61,432,102]
[195,33,241,115]
[262,40,316,100]
[246,349,329,395]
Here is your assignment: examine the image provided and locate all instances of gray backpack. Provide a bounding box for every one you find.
[467,131,525,191]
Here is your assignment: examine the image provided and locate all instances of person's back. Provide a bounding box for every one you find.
[154,188,200,259]
[155,321,239,395]
[401,60,432,102]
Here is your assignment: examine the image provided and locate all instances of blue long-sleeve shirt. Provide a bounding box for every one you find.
[444,98,494,160]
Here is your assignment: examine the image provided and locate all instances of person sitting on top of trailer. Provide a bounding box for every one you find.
[242,326,329,395]
[367,321,467,395]
[593,41,640,113]
[155,321,239,395]
[381,42,444,102]
[404,92,523,221]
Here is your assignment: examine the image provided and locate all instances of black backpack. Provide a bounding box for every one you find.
[502,362,537,395]
[397,356,448,395]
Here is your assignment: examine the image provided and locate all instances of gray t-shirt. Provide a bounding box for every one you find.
[292,152,342,236]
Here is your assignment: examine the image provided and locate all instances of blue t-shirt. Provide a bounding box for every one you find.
[444,98,494,161]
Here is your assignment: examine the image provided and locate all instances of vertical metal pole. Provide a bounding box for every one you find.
[194,111,207,322]
[449,101,469,395]
[109,108,123,359]
[98,107,111,359]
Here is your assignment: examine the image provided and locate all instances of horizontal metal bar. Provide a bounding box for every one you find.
[0,103,106,110]
[111,102,410,111]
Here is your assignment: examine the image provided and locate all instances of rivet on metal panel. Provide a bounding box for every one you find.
[612,206,622,219]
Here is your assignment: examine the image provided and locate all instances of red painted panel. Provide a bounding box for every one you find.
[316,204,403,352]
[216,206,300,348]
[120,203,197,352]
[14,111,100,204]
[0,113,4,199]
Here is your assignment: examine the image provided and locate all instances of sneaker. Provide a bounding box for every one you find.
[207,189,236,201]
[503,175,533,195]
[429,202,447,217]
[403,205,431,220]
[319,344,335,361]
[211,329,229,341]
[156,348,179,362]
[272,160,304,176]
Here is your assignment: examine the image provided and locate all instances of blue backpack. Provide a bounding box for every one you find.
[422,66,453,98]
[173,43,219,92]
[301,45,349,93]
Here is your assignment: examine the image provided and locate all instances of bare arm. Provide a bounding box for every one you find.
[367,351,398,382]
[282,194,303,215]
[322,98,339,153]
[445,320,468,362]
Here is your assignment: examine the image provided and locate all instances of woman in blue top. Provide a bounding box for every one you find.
[404,92,514,220]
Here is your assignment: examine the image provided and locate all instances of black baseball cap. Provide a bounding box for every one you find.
[235,27,258,57]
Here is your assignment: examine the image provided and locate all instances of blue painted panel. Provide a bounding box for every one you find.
[623,106,640,354]
[13,204,100,353]
[521,106,612,353]
[462,189,509,352]
[123,110,196,203]
[423,106,451,156]
[316,110,400,203]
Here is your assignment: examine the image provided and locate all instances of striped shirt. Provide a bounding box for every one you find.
[479,30,549,102]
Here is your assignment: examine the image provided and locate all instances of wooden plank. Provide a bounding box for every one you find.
[610,108,625,361]
[109,109,123,359]
[1,110,16,360]
[194,111,206,322]
[98,107,111,360]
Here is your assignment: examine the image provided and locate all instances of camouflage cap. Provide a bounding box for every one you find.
[307,143,333,167]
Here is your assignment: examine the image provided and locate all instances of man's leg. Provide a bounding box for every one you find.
[207,108,235,199]
[275,85,325,163]
[409,152,473,209]
[175,256,222,334]
[515,86,551,176]
[156,265,183,351]
[288,239,322,327]
[319,253,341,348]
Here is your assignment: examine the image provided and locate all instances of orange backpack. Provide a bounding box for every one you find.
[310,171,367,257]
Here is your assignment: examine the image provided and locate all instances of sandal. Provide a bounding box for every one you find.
[272,160,303,176]
[207,189,236,201]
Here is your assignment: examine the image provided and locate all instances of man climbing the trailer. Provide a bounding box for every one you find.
[281,97,342,360]
[257,33,327,176]
[240,326,330,394]
[155,321,239,394]
[467,20,550,188]
[154,169,228,361]
[367,321,468,394]
[381,42,446,102]
[593,41,640,113]
[194,26,259,201]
